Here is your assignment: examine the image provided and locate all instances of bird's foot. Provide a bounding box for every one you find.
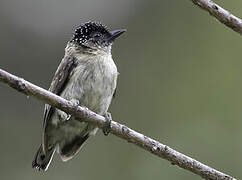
[66,99,80,121]
[71,99,80,107]
[103,112,112,136]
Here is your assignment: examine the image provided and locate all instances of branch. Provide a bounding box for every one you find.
[191,0,242,35]
[0,68,237,180]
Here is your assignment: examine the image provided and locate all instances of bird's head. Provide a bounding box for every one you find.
[70,21,126,54]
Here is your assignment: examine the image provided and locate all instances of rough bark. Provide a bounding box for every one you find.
[191,0,242,35]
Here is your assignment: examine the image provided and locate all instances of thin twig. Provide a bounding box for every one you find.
[0,68,237,179]
[190,0,242,35]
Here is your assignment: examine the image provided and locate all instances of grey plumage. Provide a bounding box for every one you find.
[32,21,125,171]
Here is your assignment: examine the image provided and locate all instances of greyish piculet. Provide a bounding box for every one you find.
[32,21,126,171]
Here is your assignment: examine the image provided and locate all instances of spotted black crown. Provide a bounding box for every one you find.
[70,21,110,46]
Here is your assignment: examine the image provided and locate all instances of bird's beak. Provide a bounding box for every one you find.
[108,29,126,42]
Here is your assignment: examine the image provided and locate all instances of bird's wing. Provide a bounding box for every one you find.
[43,56,77,129]
[113,88,117,98]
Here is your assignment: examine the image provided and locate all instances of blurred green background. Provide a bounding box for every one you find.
[0,0,241,179]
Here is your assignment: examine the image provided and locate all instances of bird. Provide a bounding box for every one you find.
[32,21,126,171]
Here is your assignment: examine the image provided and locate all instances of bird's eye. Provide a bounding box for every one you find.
[92,32,102,39]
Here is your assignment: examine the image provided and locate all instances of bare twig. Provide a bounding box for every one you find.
[191,0,242,35]
[0,68,237,180]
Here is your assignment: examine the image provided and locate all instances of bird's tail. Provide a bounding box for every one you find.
[57,120,97,162]
[58,134,89,162]
[32,145,56,171]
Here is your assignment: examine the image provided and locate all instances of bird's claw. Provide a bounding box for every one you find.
[103,112,112,136]
[66,114,72,121]
[71,99,80,107]
[66,99,80,121]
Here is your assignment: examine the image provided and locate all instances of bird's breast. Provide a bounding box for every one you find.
[61,54,118,114]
